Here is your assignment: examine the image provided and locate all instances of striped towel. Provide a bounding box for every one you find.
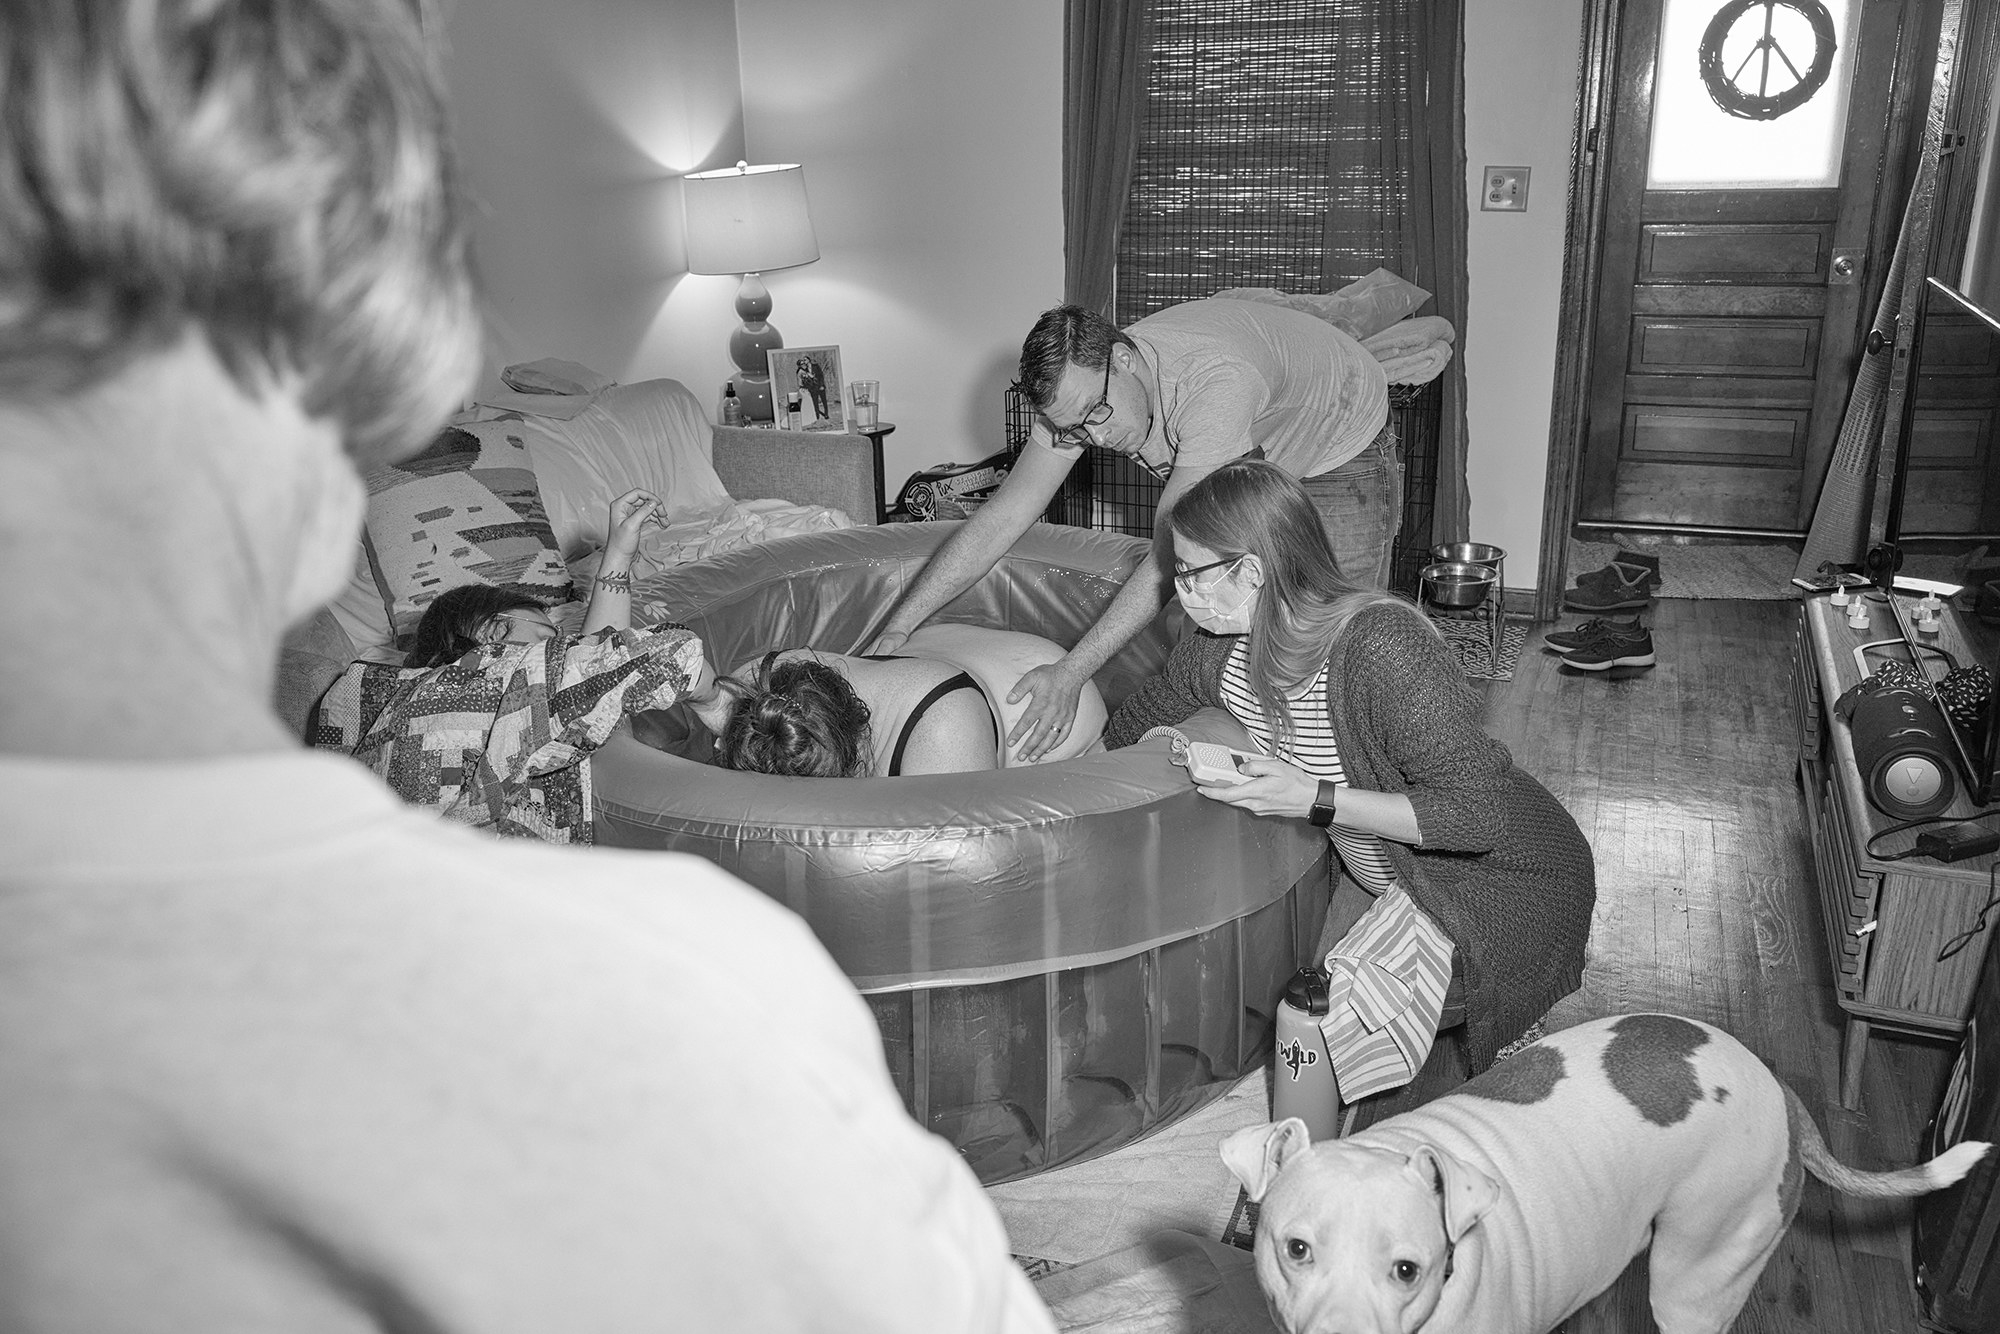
[1318,885,1453,1101]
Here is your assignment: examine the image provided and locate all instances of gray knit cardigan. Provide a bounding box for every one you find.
[1104,602,1596,1070]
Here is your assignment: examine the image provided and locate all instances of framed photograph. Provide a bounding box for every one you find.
[768,345,845,431]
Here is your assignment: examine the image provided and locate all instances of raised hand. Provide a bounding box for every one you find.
[605,488,664,558]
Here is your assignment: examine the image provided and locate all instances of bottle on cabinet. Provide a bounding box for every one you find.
[784,390,803,431]
[720,382,744,427]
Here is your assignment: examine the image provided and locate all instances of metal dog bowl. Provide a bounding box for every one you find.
[1420,560,1498,610]
[1431,541,1506,569]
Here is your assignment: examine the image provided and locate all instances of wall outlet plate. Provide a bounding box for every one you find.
[1481,166,1530,212]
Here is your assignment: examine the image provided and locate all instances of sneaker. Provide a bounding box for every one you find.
[1545,615,1644,654]
[1573,551,1663,592]
[1562,622,1656,671]
[1564,563,1655,612]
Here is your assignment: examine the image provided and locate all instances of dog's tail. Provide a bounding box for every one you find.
[1787,1085,1991,1198]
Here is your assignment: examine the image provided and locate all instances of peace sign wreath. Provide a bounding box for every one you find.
[1699,0,1839,121]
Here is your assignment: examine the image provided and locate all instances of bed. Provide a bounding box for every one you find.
[275,375,876,732]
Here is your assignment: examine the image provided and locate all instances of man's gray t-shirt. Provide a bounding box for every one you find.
[1041,298,1389,481]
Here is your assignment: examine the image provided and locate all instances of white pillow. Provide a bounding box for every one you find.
[329,542,398,661]
[520,378,733,558]
[327,378,734,657]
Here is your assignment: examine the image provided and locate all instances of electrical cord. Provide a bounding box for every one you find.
[1860,819,2000,960]
[1866,814,1982,862]
[1938,862,2000,962]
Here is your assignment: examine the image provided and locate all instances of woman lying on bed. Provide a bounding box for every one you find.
[715,625,1109,777]
[315,488,733,843]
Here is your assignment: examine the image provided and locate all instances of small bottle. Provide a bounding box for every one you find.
[1272,964,1341,1140]
[784,390,802,431]
[720,383,744,427]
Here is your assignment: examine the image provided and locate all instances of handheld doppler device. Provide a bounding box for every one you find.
[1183,742,1261,787]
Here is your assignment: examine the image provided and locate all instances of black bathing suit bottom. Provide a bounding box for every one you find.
[861,655,993,776]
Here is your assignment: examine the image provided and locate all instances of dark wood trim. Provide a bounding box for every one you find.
[1537,0,1622,622]
[1873,0,1970,550]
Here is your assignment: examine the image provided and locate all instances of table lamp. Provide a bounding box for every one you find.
[682,161,819,422]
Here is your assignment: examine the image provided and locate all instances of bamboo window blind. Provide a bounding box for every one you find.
[1114,0,1420,326]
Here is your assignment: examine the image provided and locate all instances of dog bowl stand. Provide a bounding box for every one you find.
[1422,553,1505,672]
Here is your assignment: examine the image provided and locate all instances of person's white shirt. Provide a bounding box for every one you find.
[0,750,1055,1333]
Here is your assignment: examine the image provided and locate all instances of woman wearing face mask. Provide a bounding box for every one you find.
[1106,459,1594,1080]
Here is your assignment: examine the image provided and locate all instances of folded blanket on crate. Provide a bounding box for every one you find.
[1215,270,1456,386]
[1362,314,1455,387]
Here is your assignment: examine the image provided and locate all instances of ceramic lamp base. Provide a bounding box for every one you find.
[727,272,784,422]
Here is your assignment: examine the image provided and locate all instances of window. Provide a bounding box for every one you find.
[1648,0,1863,189]
[1114,0,1419,325]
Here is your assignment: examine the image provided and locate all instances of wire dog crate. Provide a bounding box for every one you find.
[1008,378,1443,598]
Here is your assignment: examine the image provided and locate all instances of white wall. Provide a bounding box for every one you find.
[1462,0,1586,582]
[440,0,747,395]
[440,0,1581,588]
[732,0,1065,497]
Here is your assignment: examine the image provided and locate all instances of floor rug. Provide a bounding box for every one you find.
[1429,614,1527,681]
[1569,536,1801,601]
[1570,536,1976,601]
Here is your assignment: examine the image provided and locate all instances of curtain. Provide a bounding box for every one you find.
[1412,3,1470,543]
[1319,1,1469,542]
[1063,0,1154,316]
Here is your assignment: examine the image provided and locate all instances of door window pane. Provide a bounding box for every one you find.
[1649,0,1861,189]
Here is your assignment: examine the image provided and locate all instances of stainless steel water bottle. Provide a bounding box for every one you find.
[1272,964,1341,1140]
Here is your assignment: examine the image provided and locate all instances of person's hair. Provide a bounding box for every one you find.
[1017,304,1137,410]
[0,0,480,465]
[1165,458,1431,745]
[405,585,546,669]
[717,657,873,778]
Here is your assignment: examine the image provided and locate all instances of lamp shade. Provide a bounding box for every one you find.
[682,162,819,275]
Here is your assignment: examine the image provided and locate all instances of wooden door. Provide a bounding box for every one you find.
[1580,0,1911,532]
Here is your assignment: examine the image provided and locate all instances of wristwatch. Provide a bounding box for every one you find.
[1308,780,1339,828]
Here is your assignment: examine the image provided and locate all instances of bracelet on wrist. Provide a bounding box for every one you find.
[1308,779,1339,828]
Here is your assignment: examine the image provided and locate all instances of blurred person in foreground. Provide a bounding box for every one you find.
[0,2,1053,1330]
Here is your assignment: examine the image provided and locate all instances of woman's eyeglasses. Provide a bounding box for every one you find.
[1048,357,1116,450]
[1172,554,1244,593]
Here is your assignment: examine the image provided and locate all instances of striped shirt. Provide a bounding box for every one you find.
[1219,640,1396,893]
[1218,638,1452,1101]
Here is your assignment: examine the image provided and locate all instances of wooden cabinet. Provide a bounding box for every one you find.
[1795,593,2000,1107]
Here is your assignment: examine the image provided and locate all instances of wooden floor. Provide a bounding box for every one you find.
[1469,597,1956,1334]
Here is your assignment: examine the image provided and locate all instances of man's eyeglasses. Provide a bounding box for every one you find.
[1172,554,1245,593]
[1048,356,1116,450]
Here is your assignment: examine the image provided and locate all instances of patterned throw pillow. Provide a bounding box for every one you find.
[363,420,573,646]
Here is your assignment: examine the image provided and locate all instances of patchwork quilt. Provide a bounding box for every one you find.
[313,624,702,844]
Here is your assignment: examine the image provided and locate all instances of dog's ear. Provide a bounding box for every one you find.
[1220,1118,1314,1202]
[1405,1142,1500,1242]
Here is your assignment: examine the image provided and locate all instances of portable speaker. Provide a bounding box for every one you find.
[1847,683,1960,819]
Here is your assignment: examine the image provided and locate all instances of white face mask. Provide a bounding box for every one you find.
[1177,561,1257,635]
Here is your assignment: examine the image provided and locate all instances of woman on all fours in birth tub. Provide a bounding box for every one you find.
[716,625,1110,778]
